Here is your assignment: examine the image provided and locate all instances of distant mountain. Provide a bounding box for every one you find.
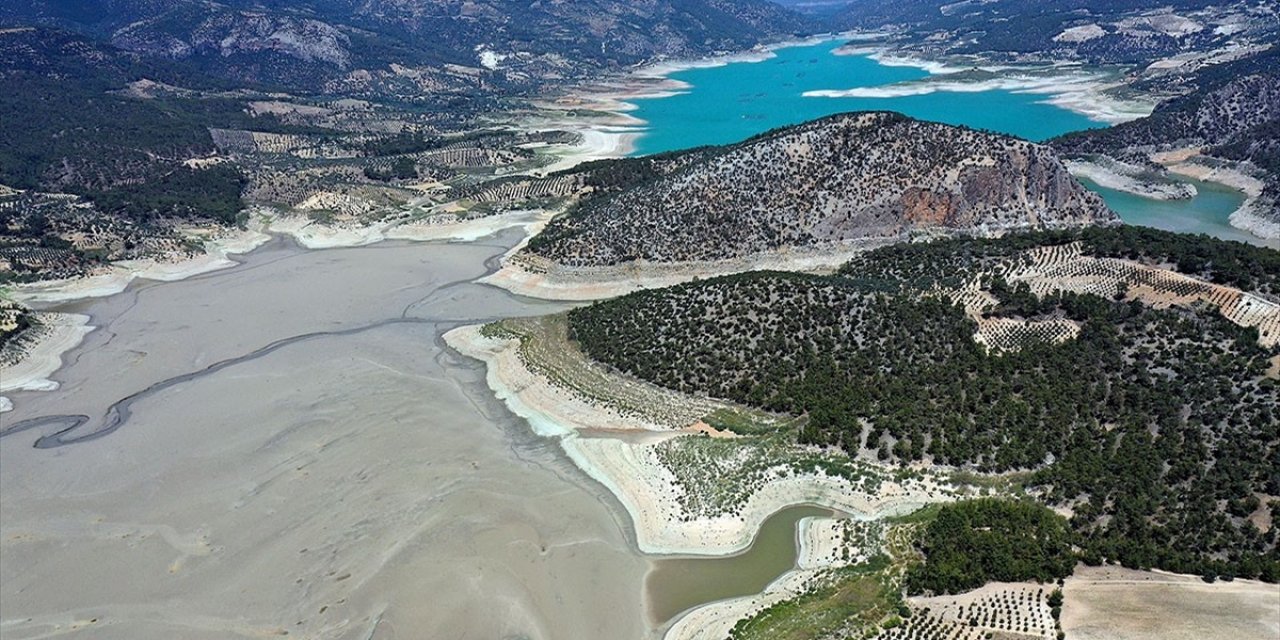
[526,112,1114,268]
[823,0,1278,64]
[1,0,815,94]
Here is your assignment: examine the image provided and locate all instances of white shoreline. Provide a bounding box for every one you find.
[444,324,946,559]
[264,207,551,250]
[481,240,896,301]
[0,312,94,412]
[10,221,272,305]
[826,44,1153,125]
[484,217,1114,301]
[1066,159,1197,200]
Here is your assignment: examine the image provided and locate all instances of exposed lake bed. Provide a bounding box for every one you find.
[0,233,651,640]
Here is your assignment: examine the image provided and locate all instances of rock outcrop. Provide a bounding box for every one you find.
[527,112,1115,268]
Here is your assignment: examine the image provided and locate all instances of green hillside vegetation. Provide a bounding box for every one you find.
[567,227,1280,582]
[0,31,321,224]
[841,225,1280,298]
[905,499,1075,595]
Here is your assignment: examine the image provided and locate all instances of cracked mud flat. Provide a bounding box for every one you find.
[0,232,648,640]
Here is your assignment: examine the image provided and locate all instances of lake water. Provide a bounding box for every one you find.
[1079,177,1280,249]
[628,41,1104,155]
[627,40,1272,247]
[646,505,833,625]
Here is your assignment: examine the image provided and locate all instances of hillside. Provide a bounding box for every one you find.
[565,226,1280,582]
[0,28,549,282]
[1053,48,1280,234]
[525,113,1114,268]
[0,2,815,283]
[1,0,813,96]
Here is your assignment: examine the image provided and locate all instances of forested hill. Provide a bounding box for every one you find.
[566,226,1280,582]
[1,0,813,96]
[527,112,1114,268]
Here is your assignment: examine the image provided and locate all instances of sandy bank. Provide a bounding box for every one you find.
[1226,199,1280,240]
[534,127,642,176]
[444,325,944,558]
[1066,159,1196,200]
[264,207,554,250]
[0,312,93,394]
[1164,158,1265,198]
[481,240,896,301]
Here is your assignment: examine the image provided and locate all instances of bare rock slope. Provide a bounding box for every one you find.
[526,112,1116,268]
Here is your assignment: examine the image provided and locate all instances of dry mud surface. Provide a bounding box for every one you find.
[0,233,649,640]
[1062,566,1280,640]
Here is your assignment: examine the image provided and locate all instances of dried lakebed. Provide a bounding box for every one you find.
[0,233,656,640]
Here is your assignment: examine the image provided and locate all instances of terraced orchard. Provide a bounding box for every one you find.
[567,226,1280,582]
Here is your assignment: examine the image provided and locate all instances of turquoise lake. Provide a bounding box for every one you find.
[627,41,1104,154]
[626,40,1275,247]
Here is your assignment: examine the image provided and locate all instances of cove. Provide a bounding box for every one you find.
[646,505,834,625]
[1078,177,1280,249]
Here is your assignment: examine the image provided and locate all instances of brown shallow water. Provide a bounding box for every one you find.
[0,233,650,639]
[645,505,834,625]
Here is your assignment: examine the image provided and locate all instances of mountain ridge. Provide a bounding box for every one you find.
[1,0,816,94]
[525,112,1115,269]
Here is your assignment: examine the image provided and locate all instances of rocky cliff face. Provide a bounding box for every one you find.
[528,112,1115,267]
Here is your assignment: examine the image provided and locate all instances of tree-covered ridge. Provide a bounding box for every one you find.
[567,230,1280,582]
[840,225,1280,300]
[905,500,1075,596]
[525,112,1113,268]
[0,29,315,225]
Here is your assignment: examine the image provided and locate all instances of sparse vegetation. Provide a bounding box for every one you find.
[526,112,1109,267]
